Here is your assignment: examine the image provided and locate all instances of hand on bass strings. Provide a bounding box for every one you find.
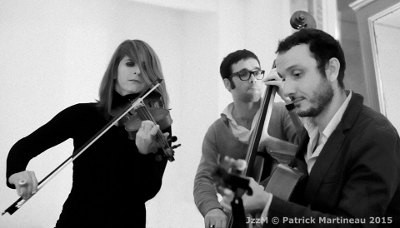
[263,68,291,103]
[204,208,227,228]
[135,120,169,155]
[8,170,38,200]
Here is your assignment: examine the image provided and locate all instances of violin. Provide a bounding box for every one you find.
[113,93,172,138]
[111,91,179,161]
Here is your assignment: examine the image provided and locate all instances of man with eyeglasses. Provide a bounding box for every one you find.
[193,49,300,228]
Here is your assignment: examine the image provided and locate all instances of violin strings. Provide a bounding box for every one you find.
[136,105,170,149]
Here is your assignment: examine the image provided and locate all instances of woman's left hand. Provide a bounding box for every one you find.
[135,120,168,154]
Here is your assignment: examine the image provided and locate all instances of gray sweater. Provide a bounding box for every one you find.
[193,102,299,216]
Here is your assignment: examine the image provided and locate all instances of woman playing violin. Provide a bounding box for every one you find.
[6,39,171,228]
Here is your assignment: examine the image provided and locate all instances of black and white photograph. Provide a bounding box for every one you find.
[1,0,399,227]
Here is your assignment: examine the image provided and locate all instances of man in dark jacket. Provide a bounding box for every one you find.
[221,28,400,227]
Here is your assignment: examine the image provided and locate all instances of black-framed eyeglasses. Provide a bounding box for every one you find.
[230,69,265,81]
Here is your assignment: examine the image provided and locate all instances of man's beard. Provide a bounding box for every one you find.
[297,79,334,117]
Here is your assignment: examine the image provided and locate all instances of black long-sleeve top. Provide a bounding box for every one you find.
[6,94,169,228]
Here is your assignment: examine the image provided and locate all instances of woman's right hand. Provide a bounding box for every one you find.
[8,171,38,199]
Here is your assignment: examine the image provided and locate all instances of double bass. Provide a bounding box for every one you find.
[213,10,317,228]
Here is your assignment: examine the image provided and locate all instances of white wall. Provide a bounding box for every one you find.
[374,22,400,133]
[217,0,291,110]
[0,0,292,227]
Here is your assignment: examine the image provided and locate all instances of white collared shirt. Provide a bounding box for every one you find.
[303,91,352,173]
[221,102,265,143]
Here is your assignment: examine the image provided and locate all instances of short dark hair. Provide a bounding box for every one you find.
[276,28,346,88]
[219,49,260,80]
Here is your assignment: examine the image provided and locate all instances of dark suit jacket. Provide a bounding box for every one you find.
[266,92,400,227]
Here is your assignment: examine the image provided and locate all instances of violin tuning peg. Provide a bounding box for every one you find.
[168,136,178,143]
[171,144,181,150]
